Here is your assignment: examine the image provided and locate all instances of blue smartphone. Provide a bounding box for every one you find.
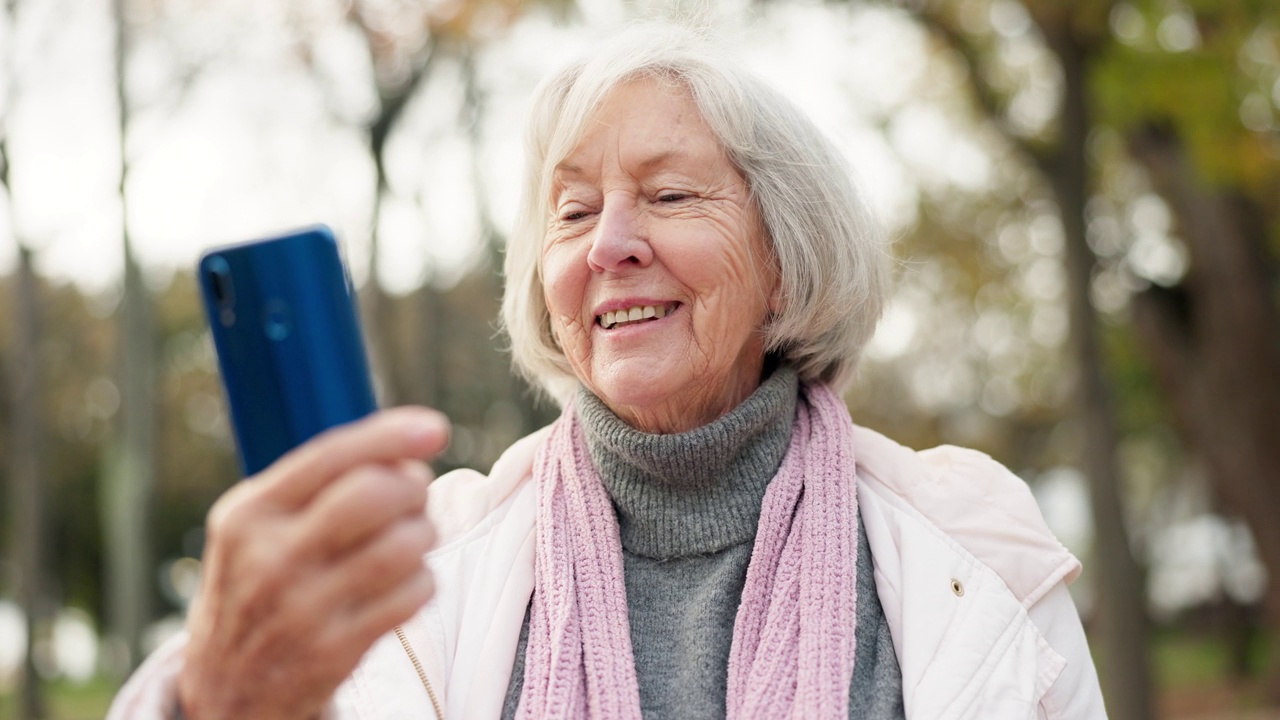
[198,225,378,477]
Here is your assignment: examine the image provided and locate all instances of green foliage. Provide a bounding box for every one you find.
[0,276,115,616]
[1093,2,1280,195]
[1100,315,1168,436]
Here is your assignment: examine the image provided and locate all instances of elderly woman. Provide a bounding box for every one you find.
[110,22,1106,720]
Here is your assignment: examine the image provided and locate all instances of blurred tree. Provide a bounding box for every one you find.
[849,194,1074,467]
[101,0,157,675]
[850,0,1280,707]
[323,0,441,407]
[3,262,49,719]
[456,44,561,439]
[872,2,1155,714]
[39,283,115,631]
[1093,1,1280,692]
[100,0,215,673]
[1,0,50,714]
[151,274,238,568]
[6,248,47,720]
[292,0,572,408]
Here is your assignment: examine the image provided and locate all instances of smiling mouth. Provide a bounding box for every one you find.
[597,303,679,330]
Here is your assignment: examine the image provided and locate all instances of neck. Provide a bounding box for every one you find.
[600,355,773,434]
[575,366,799,557]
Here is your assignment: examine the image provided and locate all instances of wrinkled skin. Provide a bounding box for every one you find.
[542,78,779,434]
[177,408,448,720]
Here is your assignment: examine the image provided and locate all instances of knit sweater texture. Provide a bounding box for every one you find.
[502,368,905,718]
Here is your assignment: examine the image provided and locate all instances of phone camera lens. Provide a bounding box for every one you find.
[210,272,226,302]
[205,257,236,327]
[210,271,229,304]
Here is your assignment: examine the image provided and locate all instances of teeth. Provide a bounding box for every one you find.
[599,304,671,329]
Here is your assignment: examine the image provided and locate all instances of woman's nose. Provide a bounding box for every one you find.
[587,194,653,273]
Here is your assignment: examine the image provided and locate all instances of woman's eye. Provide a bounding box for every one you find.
[658,192,689,203]
[558,204,592,222]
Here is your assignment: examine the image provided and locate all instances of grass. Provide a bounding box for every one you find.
[0,678,118,720]
[1155,632,1243,685]
[1152,628,1273,685]
[1151,631,1278,718]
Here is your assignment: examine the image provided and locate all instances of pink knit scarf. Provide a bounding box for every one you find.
[516,383,859,719]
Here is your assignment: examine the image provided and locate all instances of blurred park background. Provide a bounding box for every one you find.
[1,0,1278,717]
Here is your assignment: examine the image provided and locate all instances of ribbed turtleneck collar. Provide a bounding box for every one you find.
[575,366,799,559]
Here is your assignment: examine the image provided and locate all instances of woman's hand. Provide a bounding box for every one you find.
[177,407,449,720]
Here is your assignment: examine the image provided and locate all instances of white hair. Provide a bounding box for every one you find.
[501,20,892,405]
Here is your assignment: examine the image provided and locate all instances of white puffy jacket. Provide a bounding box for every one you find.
[109,423,1107,719]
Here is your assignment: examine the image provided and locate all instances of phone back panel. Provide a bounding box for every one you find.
[198,226,377,477]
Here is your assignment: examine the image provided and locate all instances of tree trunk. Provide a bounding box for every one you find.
[1128,125,1280,693]
[102,0,155,673]
[9,245,48,720]
[103,247,156,673]
[1043,23,1154,720]
[360,42,437,408]
[362,164,396,405]
[1,2,46,713]
[411,285,442,408]
[906,4,1155,711]
[458,47,537,432]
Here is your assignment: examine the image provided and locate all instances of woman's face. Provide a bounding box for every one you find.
[542,78,777,434]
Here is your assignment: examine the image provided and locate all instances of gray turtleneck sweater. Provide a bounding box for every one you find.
[502,368,905,718]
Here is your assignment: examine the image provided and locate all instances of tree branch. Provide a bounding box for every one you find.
[911,5,1058,175]
[124,59,205,164]
[458,45,503,256]
[369,39,438,154]
[1,0,16,191]
[346,4,440,155]
[0,134,9,190]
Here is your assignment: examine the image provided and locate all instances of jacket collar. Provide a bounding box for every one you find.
[850,424,1080,608]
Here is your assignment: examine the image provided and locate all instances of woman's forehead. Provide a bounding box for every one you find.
[550,79,723,181]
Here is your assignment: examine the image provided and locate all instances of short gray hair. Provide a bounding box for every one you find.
[501,21,891,405]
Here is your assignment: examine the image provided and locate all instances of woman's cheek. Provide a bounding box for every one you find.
[541,246,573,307]
[541,257,588,348]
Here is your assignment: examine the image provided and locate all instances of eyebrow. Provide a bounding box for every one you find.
[553,160,583,177]
[634,149,681,171]
[552,149,687,179]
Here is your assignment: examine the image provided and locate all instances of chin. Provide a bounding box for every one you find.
[591,362,685,414]
[594,379,679,414]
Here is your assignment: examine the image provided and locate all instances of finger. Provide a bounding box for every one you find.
[344,568,436,648]
[299,465,429,559]
[258,407,449,509]
[395,458,435,485]
[205,475,270,548]
[319,515,436,612]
